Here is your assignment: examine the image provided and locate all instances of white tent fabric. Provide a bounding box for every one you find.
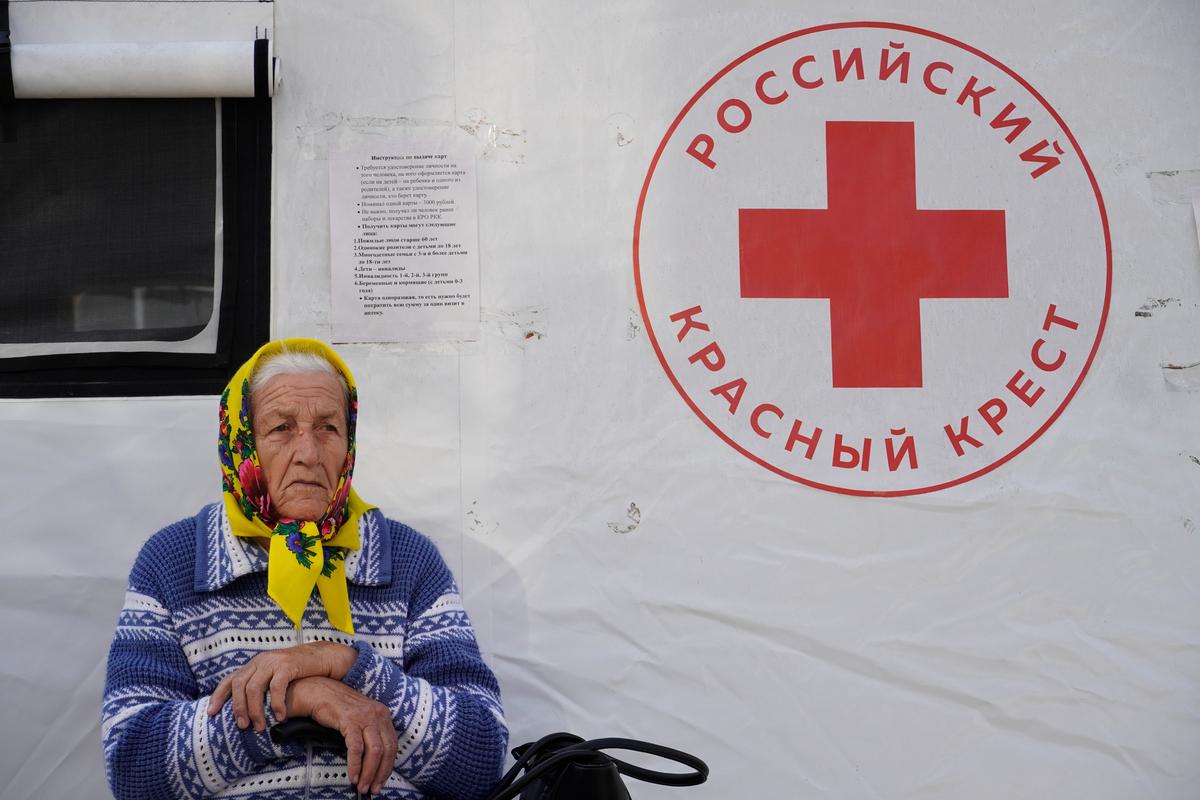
[2,1,1199,798]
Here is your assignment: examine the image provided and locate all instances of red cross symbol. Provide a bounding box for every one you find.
[739,121,1008,388]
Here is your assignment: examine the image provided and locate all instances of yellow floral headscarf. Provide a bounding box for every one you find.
[218,338,373,635]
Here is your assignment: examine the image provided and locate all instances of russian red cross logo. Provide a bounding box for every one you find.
[634,22,1110,496]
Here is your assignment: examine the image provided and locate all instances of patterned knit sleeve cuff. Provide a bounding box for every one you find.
[240,694,305,765]
[343,639,379,692]
[342,638,403,700]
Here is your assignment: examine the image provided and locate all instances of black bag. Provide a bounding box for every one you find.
[486,732,709,800]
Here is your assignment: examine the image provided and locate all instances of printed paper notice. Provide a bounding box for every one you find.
[330,128,479,342]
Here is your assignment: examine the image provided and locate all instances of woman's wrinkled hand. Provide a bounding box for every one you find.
[206,641,358,730]
[288,676,398,796]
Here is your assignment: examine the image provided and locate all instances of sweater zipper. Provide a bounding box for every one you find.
[298,615,312,800]
[304,741,313,800]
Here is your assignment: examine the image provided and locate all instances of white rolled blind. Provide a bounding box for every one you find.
[6,0,277,98]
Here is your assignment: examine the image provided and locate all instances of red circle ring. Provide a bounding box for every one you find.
[632,21,1113,497]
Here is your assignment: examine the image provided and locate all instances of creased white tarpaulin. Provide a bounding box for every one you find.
[9,40,279,98]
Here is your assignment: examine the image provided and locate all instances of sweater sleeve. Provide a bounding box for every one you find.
[102,550,302,799]
[341,536,507,800]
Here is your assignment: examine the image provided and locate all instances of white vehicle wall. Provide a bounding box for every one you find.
[1,2,1198,798]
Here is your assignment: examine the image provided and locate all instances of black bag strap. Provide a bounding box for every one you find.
[489,731,584,800]
[510,731,587,763]
[487,733,708,800]
[581,738,708,787]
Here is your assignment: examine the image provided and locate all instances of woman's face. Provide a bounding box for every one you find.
[250,371,349,521]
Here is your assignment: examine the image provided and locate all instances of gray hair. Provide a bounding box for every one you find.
[248,347,352,416]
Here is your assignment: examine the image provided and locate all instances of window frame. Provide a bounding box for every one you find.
[0,96,270,398]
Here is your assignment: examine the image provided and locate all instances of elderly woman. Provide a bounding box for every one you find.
[102,339,506,799]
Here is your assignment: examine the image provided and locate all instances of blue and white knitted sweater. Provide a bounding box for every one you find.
[102,503,507,799]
